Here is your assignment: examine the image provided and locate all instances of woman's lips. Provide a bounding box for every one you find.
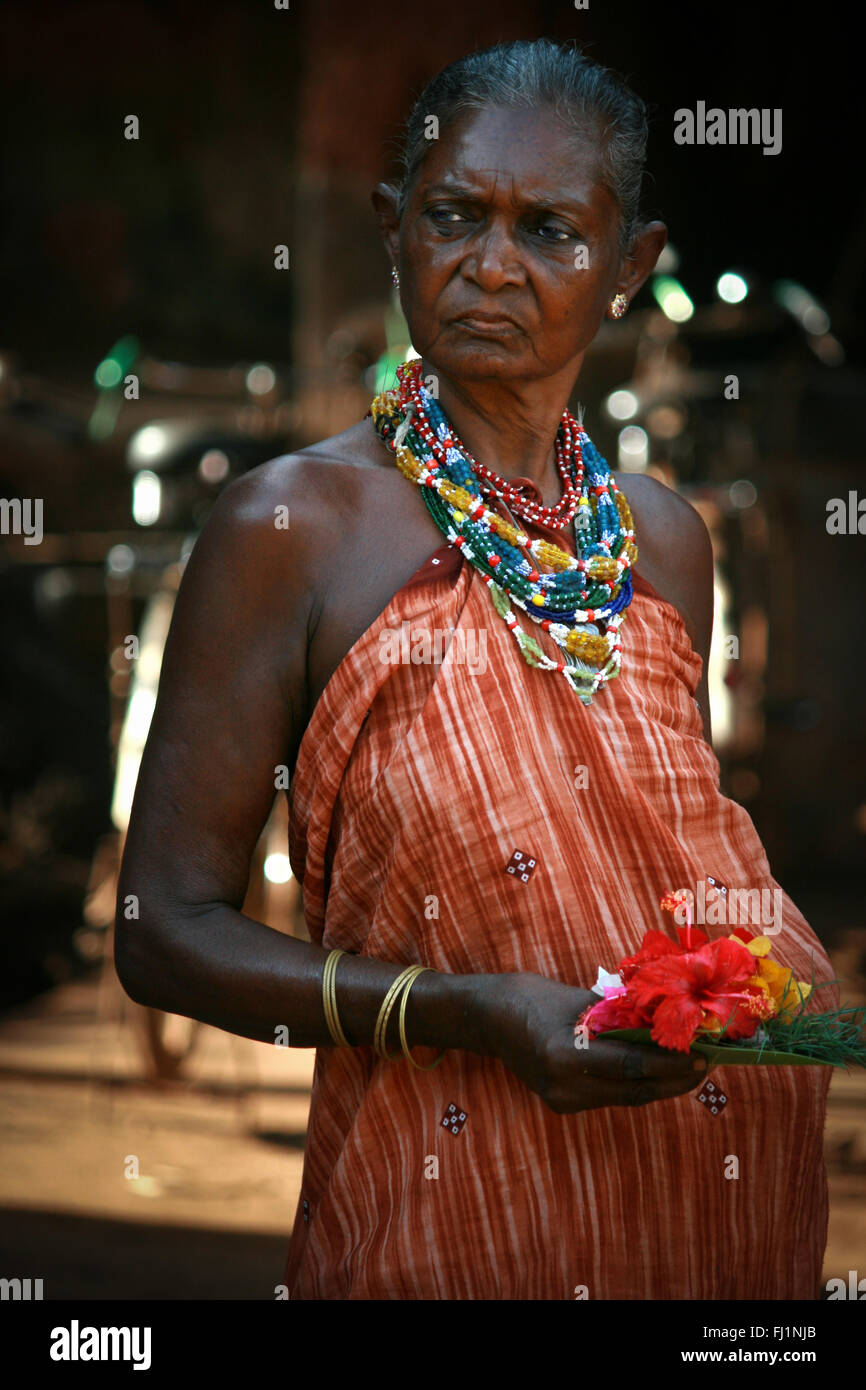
[452,316,520,336]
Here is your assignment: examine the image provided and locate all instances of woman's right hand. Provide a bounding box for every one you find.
[470,970,708,1113]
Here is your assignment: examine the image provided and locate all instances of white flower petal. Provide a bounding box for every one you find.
[591,966,623,997]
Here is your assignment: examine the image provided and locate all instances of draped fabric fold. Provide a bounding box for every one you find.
[283,519,836,1300]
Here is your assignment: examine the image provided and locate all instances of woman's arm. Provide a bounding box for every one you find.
[113,455,483,1056]
[624,474,715,744]
[114,455,705,1110]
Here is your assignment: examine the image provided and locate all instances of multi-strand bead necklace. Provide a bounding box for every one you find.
[368,359,638,704]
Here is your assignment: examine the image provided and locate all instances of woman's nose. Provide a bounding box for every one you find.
[462,221,526,289]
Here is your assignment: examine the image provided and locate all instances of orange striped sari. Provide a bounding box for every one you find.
[283,507,837,1300]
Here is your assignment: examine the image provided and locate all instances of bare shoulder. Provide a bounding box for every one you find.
[614,473,714,739]
[613,471,714,665]
[207,449,336,540]
[232,419,384,514]
[186,420,397,642]
[295,416,385,472]
[614,471,712,570]
[201,421,380,564]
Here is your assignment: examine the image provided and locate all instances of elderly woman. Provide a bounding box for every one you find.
[116,39,837,1300]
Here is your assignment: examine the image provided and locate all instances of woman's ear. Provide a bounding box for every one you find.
[618,220,668,302]
[371,182,401,264]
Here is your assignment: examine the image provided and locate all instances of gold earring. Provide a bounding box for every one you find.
[391,265,400,288]
[609,292,628,319]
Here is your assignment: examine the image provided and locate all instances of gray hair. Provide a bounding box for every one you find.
[395,38,650,254]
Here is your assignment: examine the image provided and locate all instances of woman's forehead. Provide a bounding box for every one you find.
[415,107,610,210]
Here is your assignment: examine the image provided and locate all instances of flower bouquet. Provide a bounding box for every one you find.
[574,889,866,1068]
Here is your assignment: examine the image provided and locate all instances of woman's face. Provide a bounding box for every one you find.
[396,103,626,383]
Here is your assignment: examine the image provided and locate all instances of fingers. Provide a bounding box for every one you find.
[554,1037,707,1112]
[548,1064,706,1114]
[582,1038,705,1084]
[617,1070,708,1108]
[553,1065,706,1113]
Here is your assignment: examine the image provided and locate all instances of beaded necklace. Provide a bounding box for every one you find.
[368,359,638,704]
[400,358,584,531]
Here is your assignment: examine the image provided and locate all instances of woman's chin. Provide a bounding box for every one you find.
[424,337,534,379]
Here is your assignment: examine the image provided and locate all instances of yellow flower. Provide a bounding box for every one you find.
[729,932,773,958]
[747,957,812,1022]
[726,931,812,1023]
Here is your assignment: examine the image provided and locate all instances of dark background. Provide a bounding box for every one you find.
[5,1,866,367]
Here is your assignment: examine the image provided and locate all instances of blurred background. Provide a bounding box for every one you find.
[1,0,864,1298]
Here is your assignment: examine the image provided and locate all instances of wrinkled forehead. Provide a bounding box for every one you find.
[411,104,613,212]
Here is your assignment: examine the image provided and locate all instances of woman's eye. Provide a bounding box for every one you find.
[534,223,576,242]
[428,208,467,225]
[425,209,579,242]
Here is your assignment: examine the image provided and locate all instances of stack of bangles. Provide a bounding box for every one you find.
[321,949,446,1070]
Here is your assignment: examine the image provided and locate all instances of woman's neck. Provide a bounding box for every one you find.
[418,355,579,502]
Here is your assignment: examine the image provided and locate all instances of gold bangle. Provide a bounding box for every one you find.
[322,948,352,1047]
[398,966,446,1070]
[327,950,352,1047]
[373,965,422,1061]
[322,948,342,1044]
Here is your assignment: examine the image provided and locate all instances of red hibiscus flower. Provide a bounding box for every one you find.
[628,937,769,1052]
[618,927,709,983]
[580,989,650,1038]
